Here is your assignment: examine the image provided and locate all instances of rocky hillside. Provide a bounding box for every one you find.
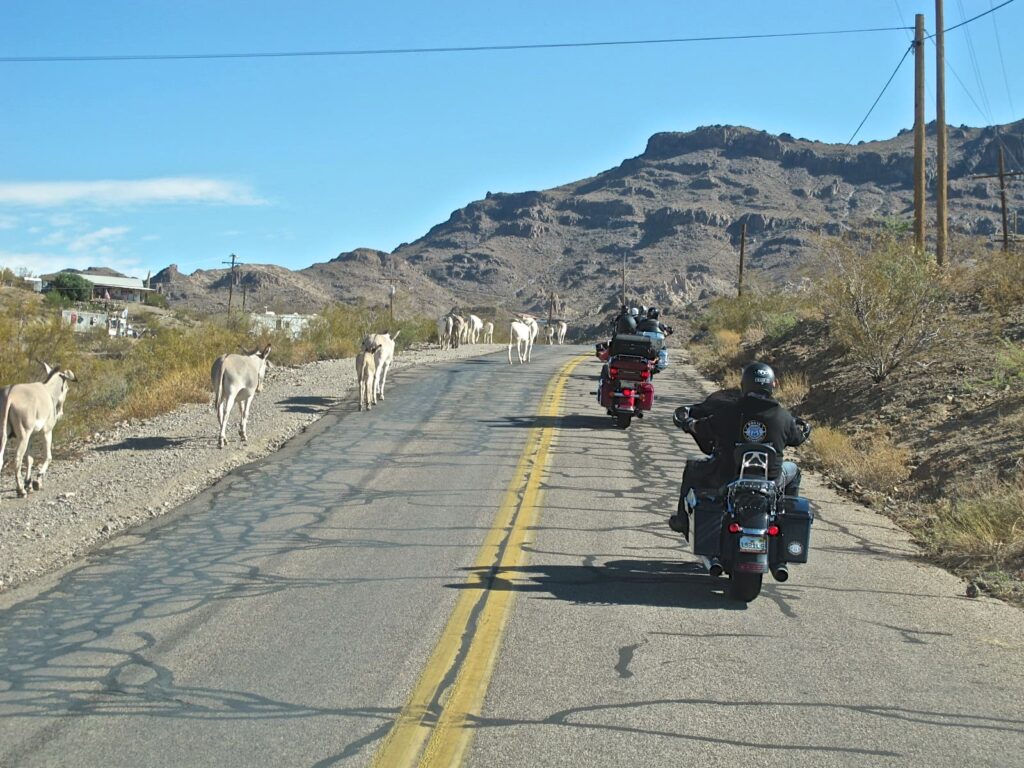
[154,120,1024,324]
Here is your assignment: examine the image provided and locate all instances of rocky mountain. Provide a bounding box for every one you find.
[154,119,1024,326]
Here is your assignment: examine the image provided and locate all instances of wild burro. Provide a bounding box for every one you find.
[362,331,399,402]
[211,344,271,448]
[0,361,77,499]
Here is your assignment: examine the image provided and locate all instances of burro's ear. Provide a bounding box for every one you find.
[37,360,54,377]
[259,343,272,359]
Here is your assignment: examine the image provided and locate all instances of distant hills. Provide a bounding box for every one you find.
[150,119,1024,327]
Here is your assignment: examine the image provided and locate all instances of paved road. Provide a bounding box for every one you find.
[1,345,1022,767]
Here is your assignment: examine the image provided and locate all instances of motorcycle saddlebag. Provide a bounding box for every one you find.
[779,496,813,563]
[637,381,654,411]
[609,334,657,359]
[690,494,726,556]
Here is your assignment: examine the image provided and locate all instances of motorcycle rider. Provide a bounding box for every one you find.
[636,307,672,373]
[612,305,637,337]
[669,361,810,534]
[636,307,672,336]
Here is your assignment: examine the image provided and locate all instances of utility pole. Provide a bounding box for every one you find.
[935,0,948,266]
[222,254,241,313]
[999,146,1010,251]
[621,251,626,308]
[970,152,1023,251]
[913,14,927,252]
[241,284,248,313]
[737,223,746,298]
[383,276,399,324]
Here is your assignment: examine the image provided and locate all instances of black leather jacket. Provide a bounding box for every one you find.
[686,390,808,482]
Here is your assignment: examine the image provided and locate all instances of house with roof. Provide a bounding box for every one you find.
[42,270,155,303]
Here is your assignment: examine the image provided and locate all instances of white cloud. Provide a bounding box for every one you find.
[0,177,263,207]
[0,214,17,230]
[68,226,130,253]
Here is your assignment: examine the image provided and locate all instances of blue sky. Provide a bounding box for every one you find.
[1,0,1020,280]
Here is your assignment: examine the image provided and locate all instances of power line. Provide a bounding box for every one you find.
[925,0,1018,38]
[989,0,1017,118]
[0,26,913,64]
[846,43,914,145]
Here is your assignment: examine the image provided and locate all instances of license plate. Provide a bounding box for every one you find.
[738,535,766,553]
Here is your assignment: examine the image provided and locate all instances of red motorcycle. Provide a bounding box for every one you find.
[595,334,659,428]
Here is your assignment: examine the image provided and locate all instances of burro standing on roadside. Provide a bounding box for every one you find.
[211,344,271,449]
[0,362,76,499]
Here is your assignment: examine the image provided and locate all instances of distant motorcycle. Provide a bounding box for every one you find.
[673,407,814,602]
[595,334,660,428]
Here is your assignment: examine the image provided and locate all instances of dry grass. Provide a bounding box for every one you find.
[910,475,1024,599]
[776,371,810,408]
[804,425,909,490]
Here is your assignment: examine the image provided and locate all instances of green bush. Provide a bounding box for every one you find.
[144,291,169,309]
[702,290,802,340]
[816,233,944,383]
[47,272,93,302]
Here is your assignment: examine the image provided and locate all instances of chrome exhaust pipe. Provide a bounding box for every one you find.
[771,565,790,582]
[701,556,724,577]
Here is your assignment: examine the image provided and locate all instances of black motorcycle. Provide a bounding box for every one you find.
[673,408,813,602]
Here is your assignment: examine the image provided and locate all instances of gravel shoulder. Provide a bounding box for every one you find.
[0,343,505,593]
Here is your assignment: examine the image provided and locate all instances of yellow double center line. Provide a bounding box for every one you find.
[370,355,588,767]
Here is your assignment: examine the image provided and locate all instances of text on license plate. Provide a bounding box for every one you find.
[739,535,766,553]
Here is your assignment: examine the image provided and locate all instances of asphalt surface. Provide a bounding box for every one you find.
[1,345,1022,767]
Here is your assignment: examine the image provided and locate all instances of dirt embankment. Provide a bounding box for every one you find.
[0,343,504,593]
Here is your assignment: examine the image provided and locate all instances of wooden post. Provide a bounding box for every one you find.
[621,251,626,308]
[999,146,1010,251]
[935,0,948,266]
[738,222,746,298]
[241,284,247,313]
[222,254,239,313]
[913,14,927,252]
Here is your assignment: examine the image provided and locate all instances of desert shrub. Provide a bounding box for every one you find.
[47,272,93,302]
[816,232,945,383]
[804,425,910,490]
[144,292,170,309]
[973,246,1024,316]
[703,288,804,342]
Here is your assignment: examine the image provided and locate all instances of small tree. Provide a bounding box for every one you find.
[48,272,93,302]
[817,233,944,383]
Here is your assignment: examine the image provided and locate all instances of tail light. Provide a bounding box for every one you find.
[609,366,619,379]
[640,369,650,380]
[728,522,742,534]
[621,388,633,396]
[766,525,780,537]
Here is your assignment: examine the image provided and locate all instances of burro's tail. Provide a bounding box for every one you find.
[0,386,12,474]
[212,358,226,411]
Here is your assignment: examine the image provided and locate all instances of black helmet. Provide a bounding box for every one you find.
[741,362,776,398]
[647,307,660,319]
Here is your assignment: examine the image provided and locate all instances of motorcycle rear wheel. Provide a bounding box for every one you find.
[728,572,762,602]
[615,413,632,429]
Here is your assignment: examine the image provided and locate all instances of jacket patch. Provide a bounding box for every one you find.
[742,420,768,442]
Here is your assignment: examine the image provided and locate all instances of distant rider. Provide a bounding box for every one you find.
[669,361,810,533]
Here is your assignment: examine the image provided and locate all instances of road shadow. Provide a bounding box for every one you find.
[277,395,338,414]
[448,559,746,610]
[96,436,190,452]
[481,414,614,431]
